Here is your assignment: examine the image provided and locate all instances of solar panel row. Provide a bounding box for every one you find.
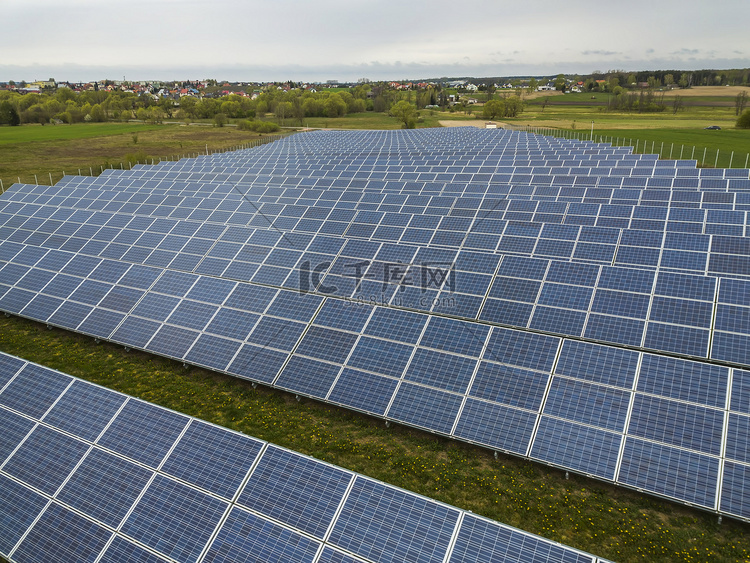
[3,231,750,365]
[0,351,600,563]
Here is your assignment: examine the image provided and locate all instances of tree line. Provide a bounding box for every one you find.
[0,86,377,127]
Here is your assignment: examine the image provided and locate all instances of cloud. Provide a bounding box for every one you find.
[582,50,620,56]
[2,0,749,82]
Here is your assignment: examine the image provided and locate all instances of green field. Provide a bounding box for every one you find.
[502,95,750,168]
[0,122,163,145]
[0,122,284,187]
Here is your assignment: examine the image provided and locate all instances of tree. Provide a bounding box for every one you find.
[324,93,346,118]
[178,96,197,118]
[737,109,750,129]
[554,74,567,92]
[56,88,76,104]
[0,101,20,126]
[89,103,107,122]
[672,95,684,115]
[735,91,748,116]
[389,100,418,128]
[274,101,293,125]
[159,96,175,118]
[528,78,538,93]
[503,96,524,117]
[482,99,504,120]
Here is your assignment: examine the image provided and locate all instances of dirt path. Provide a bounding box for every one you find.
[439,120,510,128]
[659,85,750,97]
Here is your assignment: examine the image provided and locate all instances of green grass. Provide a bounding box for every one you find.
[511,125,750,168]
[0,122,163,144]
[590,128,749,167]
[503,99,750,168]
[0,123,286,187]
[0,315,748,562]
[292,112,405,130]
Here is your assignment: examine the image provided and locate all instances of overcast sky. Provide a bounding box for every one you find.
[2,0,748,83]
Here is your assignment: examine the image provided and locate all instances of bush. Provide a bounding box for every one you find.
[737,109,750,129]
[125,150,150,165]
[238,120,279,133]
[0,101,21,126]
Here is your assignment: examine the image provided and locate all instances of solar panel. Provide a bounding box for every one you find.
[327,477,459,563]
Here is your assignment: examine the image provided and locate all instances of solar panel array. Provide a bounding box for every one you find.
[0,351,602,563]
[0,128,749,523]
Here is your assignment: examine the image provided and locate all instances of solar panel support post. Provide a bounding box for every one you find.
[669,143,674,158]
[745,153,749,168]
[49,172,53,185]
[34,174,38,185]
[703,147,707,165]
[729,151,734,168]
[680,145,684,159]
[715,149,719,168]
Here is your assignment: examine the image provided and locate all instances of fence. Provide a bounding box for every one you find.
[0,132,295,194]
[509,125,750,171]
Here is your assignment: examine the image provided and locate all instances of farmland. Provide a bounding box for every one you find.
[1,85,748,188]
